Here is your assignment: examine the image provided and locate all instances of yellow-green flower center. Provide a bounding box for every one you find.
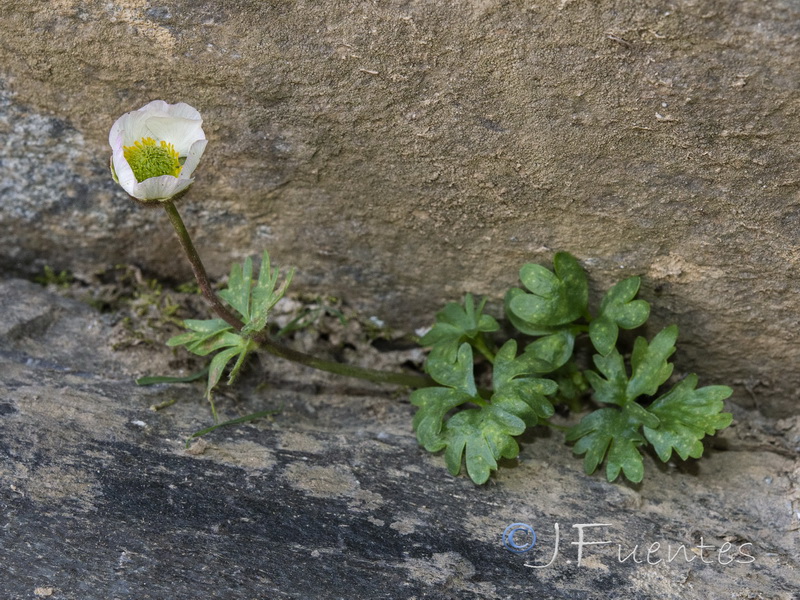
[123,137,182,182]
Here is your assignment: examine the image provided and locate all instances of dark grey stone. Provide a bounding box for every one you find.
[0,279,796,599]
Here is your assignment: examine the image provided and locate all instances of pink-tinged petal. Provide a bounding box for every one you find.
[132,175,194,201]
[180,139,208,178]
[144,116,205,154]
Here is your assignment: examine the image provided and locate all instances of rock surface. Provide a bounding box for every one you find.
[0,279,797,599]
[0,4,798,411]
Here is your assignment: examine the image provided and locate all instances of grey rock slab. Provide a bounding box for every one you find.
[0,279,797,599]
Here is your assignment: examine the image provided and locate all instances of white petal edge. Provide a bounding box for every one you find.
[137,100,172,115]
[110,134,138,196]
[117,110,159,147]
[164,102,202,121]
[145,116,205,155]
[132,175,194,201]
[180,139,208,179]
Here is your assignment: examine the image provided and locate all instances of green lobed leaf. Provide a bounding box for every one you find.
[491,339,558,426]
[504,288,555,336]
[420,293,499,363]
[507,252,588,330]
[167,318,232,350]
[241,251,295,336]
[643,375,733,462]
[411,387,473,452]
[425,342,477,396]
[492,378,557,427]
[442,404,527,484]
[589,277,650,356]
[218,256,253,321]
[519,330,575,374]
[439,341,559,484]
[627,325,677,401]
[566,404,658,483]
[412,339,558,484]
[584,349,628,407]
[491,339,528,390]
[411,342,480,452]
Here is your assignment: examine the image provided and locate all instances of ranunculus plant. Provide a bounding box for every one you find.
[112,101,733,485]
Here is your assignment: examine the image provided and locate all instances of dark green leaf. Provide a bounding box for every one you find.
[627,326,677,400]
[411,387,474,452]
[519,330,575,374]
[218,256,253,320]
[643,375,733,461]
[442,404,526,484]
[491,339,558,426]
[584,349,628,406]
[590,277,650,355]
[491,339,527,389]
[508,252,588,329]
[426,342,477,396]
[413,339,558,484]
[566,405,655,483]
[504,288,555,336]
[136,367,210,386]
[492,378,557,427]
[420,294,499,362]
[411,342,480,451]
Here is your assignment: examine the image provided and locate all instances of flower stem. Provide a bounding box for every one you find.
[163,201,245,331]
[252,337,432,387]
[162,201,434,389]
[472,333,496,364]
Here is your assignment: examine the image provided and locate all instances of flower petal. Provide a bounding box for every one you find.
[132,175,194,201]
[110,136,138,196]
[164,102,202,121]
[109,100,206,201]
[136,100,172,115]
[145,116,205,154]
[180,138,208,179]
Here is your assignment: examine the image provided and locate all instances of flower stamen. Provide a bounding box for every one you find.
[123,137,182,182]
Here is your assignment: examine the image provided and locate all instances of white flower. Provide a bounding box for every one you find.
[109,100,207,202]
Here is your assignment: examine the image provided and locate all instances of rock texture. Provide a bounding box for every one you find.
[1,1,799,419]
[1,279,798,599]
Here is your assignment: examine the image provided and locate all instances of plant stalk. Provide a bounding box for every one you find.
[162,200,433,389]
[253,337,432,387]
[163,201,245,331]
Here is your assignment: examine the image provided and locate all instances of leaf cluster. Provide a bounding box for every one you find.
[413,252,732,484]
[167,251,293,417]
[412,340,557,484]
